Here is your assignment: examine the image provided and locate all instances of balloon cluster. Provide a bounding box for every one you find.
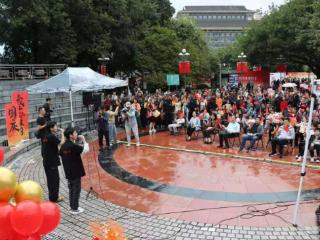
[90,219,127,240]
[0,150,61,240]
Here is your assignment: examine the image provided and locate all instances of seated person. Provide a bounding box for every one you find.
[203,115,214,144]
[239,117,263,152]
[269,119,295,158]
[186,111,201,141]
[168,111,185,135]
[218,116,240,149]
[296,124,316,162]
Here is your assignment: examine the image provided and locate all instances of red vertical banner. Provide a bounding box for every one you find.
[276,64,287,73]
[12,92,29,141]
[100,65,107,75]
[5,103,21,146]
[236,62,248,74]
[179,61,191,74]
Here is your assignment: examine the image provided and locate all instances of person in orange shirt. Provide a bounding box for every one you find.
[216,96,223,110]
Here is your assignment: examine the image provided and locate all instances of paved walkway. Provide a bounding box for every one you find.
[5,142,319,240]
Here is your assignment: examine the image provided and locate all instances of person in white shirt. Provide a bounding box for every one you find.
[218,116,240,148]
[186,111,201,141]
[168,111,185,135]
[269,119,295,158]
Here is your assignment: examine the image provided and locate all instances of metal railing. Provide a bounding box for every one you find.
[0,64,67,80]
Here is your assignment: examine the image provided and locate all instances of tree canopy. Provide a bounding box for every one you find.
[0,0,215,81]
[217,0,320,76]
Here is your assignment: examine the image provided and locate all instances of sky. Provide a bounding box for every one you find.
[171,0,287,13]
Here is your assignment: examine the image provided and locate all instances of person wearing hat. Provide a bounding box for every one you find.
[121,101,140,147]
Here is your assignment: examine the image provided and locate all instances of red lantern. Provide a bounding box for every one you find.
[178,61,191,74]
[236,62,248,74]
[37,202,61,235]
[0,203,15,239]
[10,201,43,236]
[276,64,287,72]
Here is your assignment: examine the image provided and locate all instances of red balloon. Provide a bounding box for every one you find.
[0,203,15,239]
[10,201,43,236]
[28,233,41,240]
[0,147,4,166]
[37,202,61,235]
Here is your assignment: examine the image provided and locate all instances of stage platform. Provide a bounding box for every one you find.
[82,131,320,228]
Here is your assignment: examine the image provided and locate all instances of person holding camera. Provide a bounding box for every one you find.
[60,127,88,215]
[96,108,109,150]
[42,121,64,203]
[121,101,140,147]
[107,101,120,146]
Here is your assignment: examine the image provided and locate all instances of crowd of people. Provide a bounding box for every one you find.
[100,78,320,163]
[36,77,320,215]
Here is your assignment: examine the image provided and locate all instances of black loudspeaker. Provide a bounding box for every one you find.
[93,94,101,111]
[83,92,94,106]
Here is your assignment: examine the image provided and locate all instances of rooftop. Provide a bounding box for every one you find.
[182,5,255,13]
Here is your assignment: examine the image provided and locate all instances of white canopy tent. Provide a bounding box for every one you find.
[27,67,128,126]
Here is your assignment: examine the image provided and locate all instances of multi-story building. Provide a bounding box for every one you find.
[177,5,261,49]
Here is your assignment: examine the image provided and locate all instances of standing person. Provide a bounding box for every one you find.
[122,102,140,147]
[96,108,109,150]
[43,98,53,121]
[42,121,64,202]
[36,107,47,141]
[36,107,47,163]
[60,127,88,214]
[107,101,119,146]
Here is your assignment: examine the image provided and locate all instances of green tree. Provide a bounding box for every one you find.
[223,0,320,76]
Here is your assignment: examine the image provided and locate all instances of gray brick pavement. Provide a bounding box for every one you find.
[6,146,319,240]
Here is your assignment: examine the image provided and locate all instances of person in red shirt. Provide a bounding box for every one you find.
[280,97,288,113]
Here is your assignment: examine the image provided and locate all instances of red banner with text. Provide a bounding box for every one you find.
[12,92,29,141]
[5,103,21,146]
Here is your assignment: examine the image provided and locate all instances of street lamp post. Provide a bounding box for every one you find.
[178,48,190,88]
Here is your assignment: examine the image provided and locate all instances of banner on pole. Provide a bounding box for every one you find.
[178,61,191,74]
[5,103,21,146]
[166,74,180,86]
[12,92,29,141]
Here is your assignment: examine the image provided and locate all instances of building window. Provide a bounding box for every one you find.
[222,15,226,19]
[208,15,212,19]
[241,15,245,19]
[203,15,207,20]
[237,15,241,19]
[199,15,203,20]
[227,15,231,20]
[232,15,236,19]
[217,15,221,19]
[213,15,216,19]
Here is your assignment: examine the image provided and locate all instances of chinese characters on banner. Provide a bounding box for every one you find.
[5,92,29,146]
[5,103,21,146]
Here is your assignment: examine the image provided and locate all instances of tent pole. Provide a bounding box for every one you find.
[69,88,74,127]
